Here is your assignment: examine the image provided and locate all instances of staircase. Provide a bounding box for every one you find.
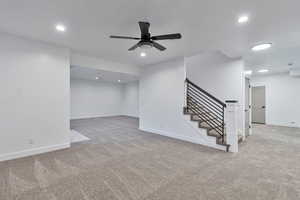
[183,79,230,152]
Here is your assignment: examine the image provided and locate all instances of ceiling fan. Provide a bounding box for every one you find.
[110,21,182,51]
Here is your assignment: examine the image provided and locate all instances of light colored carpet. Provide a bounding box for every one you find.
[0,116,299,199]
[70,129,90,143]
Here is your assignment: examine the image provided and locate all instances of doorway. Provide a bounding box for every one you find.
[252,86,266,124]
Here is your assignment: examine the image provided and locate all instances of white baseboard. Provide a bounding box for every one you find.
[70,114,121,120]
[267,123,300,128]
[139,127,227,151]
[0,143,70,162]
[120,115,139,119]
[71,115,139,120]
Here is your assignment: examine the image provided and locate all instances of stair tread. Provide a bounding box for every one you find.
[207,133,222,139]
[208,124,223,130]
[184,106,229,151]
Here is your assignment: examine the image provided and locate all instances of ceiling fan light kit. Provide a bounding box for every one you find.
[110,21,182,51]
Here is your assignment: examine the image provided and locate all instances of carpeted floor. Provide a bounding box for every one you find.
[0,116,300,199]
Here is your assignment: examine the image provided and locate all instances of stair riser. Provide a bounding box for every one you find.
[183,108,230,152]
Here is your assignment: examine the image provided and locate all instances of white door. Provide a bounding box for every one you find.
[245,78,251,136]
[252,86,266,124]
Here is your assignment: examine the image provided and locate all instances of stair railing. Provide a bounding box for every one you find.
[185,79,226,142]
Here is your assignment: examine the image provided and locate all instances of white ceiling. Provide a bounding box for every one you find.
[245,46,300,76]
[71,66,138,83]
[1,0,300,68]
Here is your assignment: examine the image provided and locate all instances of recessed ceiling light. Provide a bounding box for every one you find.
[140,52,146,57]
[118,80,121,82]
[238,15,249,24]
[55,24,66,32]
[251,43,272,51]
[95,77,99,80]
[244,70,253,75]
[258,69,269,73]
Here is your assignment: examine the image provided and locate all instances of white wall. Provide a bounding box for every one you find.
[71,79,139,119]
[251,73,300,127]
[139,59,227,150]
[0,33,70,161]
[70,79,123,119]
[185,51,245,135]
[122,81,139,118]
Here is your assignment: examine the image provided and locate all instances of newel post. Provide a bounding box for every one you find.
[225,100,239,153]
[184,79,188,108]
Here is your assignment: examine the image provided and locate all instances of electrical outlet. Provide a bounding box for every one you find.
[29,139,34,145]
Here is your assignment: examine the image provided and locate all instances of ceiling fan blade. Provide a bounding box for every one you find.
[139,21,150,36]
[128,42,140,51]
[152,41,166,51]
[110,35,140,40]
[151,33,182,40]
